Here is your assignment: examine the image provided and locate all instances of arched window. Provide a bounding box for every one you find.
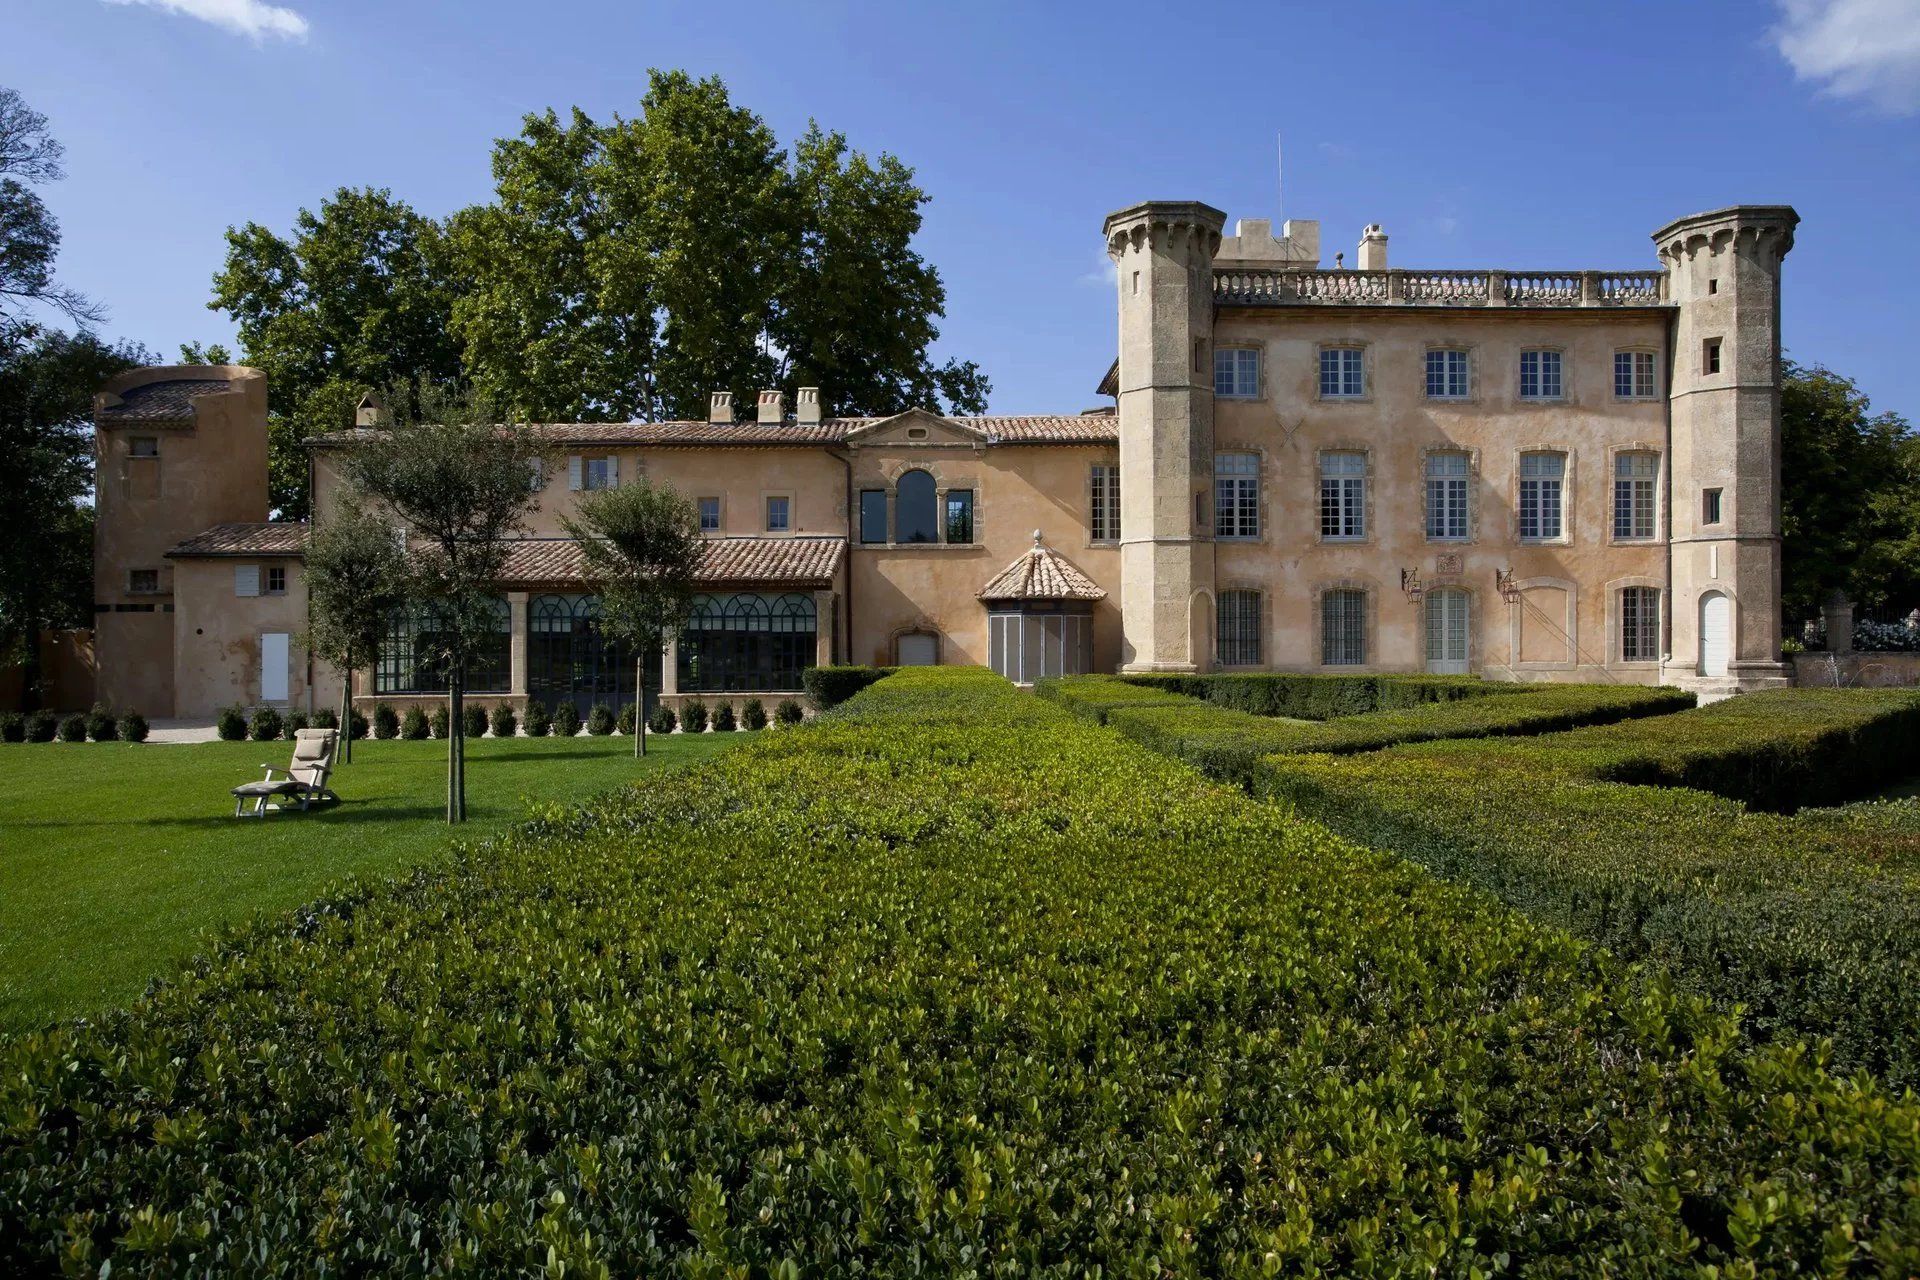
[528,594,646,717]
[677,592,817,692]
[895,470,938,544]
[376,596,510,694]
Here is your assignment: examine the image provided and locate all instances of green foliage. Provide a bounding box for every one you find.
[488,703,517,738]
[615,702,637,735]
[740,697,766,730]
[215,706,247,741]
[301,500,409,687]
[712,701,736,732]
[647,702,677,734]
[0,87,102,337]
[284,709,309,735]
[347,709,368,741]
[1120,670,1528,719]
[774,696,803,726]
[401,707,430,740]
[23,710,55,742]
[249,706,282,741]
[802,664,896,709]
[552,701,581,738]
[55,713,84,742]
[372,703,399,739]
[586,703,615,736]
[460,703,487,739]
[429,705,451,740]
[560,478,701,681]
[678,697,708,732]
[310,708,338,729]
[115,711,147,743]
[522,700,551,737]
[0,711,22,742]
[83,703,115,742]
[3,669,1919,1273]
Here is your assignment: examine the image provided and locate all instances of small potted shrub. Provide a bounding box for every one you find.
[553,701,581,737]
[462,704,488,739]
[58,713,88,742]
[26,710,57,742]
[490,703,518,738]
[586,703,615,736]
[524,699,552,737]
[216,705,248,741]
[402,707,430,740]
[85,704,118,742]
[117,710,149,743]
[775,698,804,727]
[616,702,637,735]
[373,703,400,739]
[680,698,709,733]
[249,706,283,741]
[712,702,737,732]
[285,710,310,735]
[0,711,23,743]
[430,705,451,739]
[349,709,369,740]
[647,703,677,734]
[741,698,767,731]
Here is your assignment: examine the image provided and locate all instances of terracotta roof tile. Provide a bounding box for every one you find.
[499,536,845,588]
[977,536,1107,602]
[309,414,1118,449]
[166,522,308,558]
[98,378,233,423]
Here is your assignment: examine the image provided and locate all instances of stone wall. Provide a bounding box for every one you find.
[1791,650,1920,687]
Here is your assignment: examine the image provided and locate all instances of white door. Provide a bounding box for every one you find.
[896,633,938,666]
[1425,589,1470,674]
[1699,592,1731,677]
[260,632,290,703]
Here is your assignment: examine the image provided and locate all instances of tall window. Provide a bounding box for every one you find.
[1614,351,1657,399]
[1425,452,1470,541]
[1090,464,1120,542]
[1320,347,1365,398]
[1425,349,1469,400]
[1613,452,1658,539]
[945,489,975,543]
[1620,586,1660,662]
[1702,487,1723,526]
[1703,338,1722,375]
[697,497,721,532]
[1320,452,1366,540]
[1519,350,1563,400]
[572,456,616,491]
[678,592,817,692]
[765,495,790,533]
[1321,589,1367,665]
[895,470,938,543]
[1214,348,1259,398]
[377,597,511,694]
[1216,590,1262,666]
[1518,452,1565,540]
[1214,452,1260,539]
[859,490,887,543]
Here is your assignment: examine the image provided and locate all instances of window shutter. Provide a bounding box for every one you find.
[608,456,619,488]
[234,564,260,597]
[568,456,583,491]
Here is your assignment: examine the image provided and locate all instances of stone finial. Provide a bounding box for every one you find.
[1032,529,1044,547]
[1358,224,1388,271]
[795,387,822,425]
[757,390,785,425]
[708,391,733,424]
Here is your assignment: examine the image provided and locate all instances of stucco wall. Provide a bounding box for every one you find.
[1791,650,1920,688]
[171,557,314,717]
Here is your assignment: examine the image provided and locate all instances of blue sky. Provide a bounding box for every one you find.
[7,0,1920,419]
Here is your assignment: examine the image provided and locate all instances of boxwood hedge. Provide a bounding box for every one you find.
[1120,670,1531,719]
[4,668,1920,1273]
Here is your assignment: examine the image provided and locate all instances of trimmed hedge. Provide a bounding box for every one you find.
[801,664,897,709]
[5,668,1918,1272]
[1122,670,1530,719]
[116,711,149,743]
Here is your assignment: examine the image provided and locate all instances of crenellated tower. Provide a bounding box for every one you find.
[1655,205,1797,690]
[1104,201,1225,672]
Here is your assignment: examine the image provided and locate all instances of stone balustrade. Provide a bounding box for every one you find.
[1214,267,1667,308]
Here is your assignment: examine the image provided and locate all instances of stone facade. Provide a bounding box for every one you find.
[91,197,1798,715]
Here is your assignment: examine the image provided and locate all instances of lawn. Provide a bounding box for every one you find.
[0,731,736,1031]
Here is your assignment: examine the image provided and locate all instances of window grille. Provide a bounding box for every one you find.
[1320,452,1366,540]
[1089,465,1120,542]
[1321,589,1367,665]
[1613,452,1658,539]
[1519,349,1562,400]
[1320,347,1365,398]
[1216,590,1261,666]
[1425,452,1470,540]
[1214,348,1259,398]
[1214,452,1260,539]
[1518,452,1565,540]
[1621,586,1660,661]
[1425,349,1469,399]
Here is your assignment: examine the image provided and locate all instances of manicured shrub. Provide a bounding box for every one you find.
[24,710,56,743]
[586,703,615,736]
[774,697,803,726]
[372,703,399,740]
[679,698,708,733]
[348,709,369,740]
[249,705,283,741]
[401,707,430,740]
[523,700,552,737]
[802,664,896,709]
[1120,671,1529,720]
[552,701,580,738]
[284,710,310,735]
[57,713,86,743]
[616,702,637,735]
[116,711,148,743]
[312,708,339,730]
[462,703,488,740]
[430,705,451,739]
[489,703,518,738]
[712,701,737,732]
[741,698,767,730]
[0,711,23,743]
[647,703,677,734]
[3,668,1919,1275]
[85,703,117,742]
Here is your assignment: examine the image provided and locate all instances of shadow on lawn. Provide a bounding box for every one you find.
[6,800,472,831]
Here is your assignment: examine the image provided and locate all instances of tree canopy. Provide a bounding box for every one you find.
[0,87,102,338]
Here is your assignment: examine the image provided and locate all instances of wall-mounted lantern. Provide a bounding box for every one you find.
[1400,568,1423,604]
[1496,568,1521,605]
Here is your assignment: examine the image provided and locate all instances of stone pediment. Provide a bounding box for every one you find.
[843,407,985,448]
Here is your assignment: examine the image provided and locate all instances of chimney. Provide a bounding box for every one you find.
[757,390,785,424]
[795,387,822,424]
[355,391,388,428]
[1358,224,1388,271]
[708,391,733,424]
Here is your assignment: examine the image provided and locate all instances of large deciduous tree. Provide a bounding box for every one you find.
[560,480,703,756]
[302,500,409,764]
[340,388,549,822]
[0,86,103,338]
[210,188,463,519]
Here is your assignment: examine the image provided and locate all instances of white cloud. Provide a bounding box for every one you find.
[1079,251,1118,289]
[1772,0,1920,114]
[100,0,309,41]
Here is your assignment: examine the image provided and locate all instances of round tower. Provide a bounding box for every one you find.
[1654,205,1797,690]
[1104,200,1226,672]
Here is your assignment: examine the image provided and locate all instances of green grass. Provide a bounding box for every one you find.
[0,732,736,1031]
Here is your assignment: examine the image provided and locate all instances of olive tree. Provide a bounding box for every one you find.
[301,499,408,763]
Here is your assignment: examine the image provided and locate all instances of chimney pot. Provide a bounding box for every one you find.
[757,390,785,424]
[1357,223,1388,271]
[708,391,733,424]
[795,387,822,424]
[355,392,389,428]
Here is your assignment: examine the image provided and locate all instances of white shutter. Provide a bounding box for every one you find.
[234,564,260,597]
[608,455,619,488]
[260,633,289,702]
[568,456,583,491]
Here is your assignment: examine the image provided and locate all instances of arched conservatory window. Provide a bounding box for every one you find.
[677,592,817,692]
[528,594,649,718]
[895,470,938,543]
[375,596,510,694]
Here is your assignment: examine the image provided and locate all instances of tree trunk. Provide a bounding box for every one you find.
[448,671,465,824]
[338,665,352,765]
[636,653,646,758]
[19,584,42,713]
